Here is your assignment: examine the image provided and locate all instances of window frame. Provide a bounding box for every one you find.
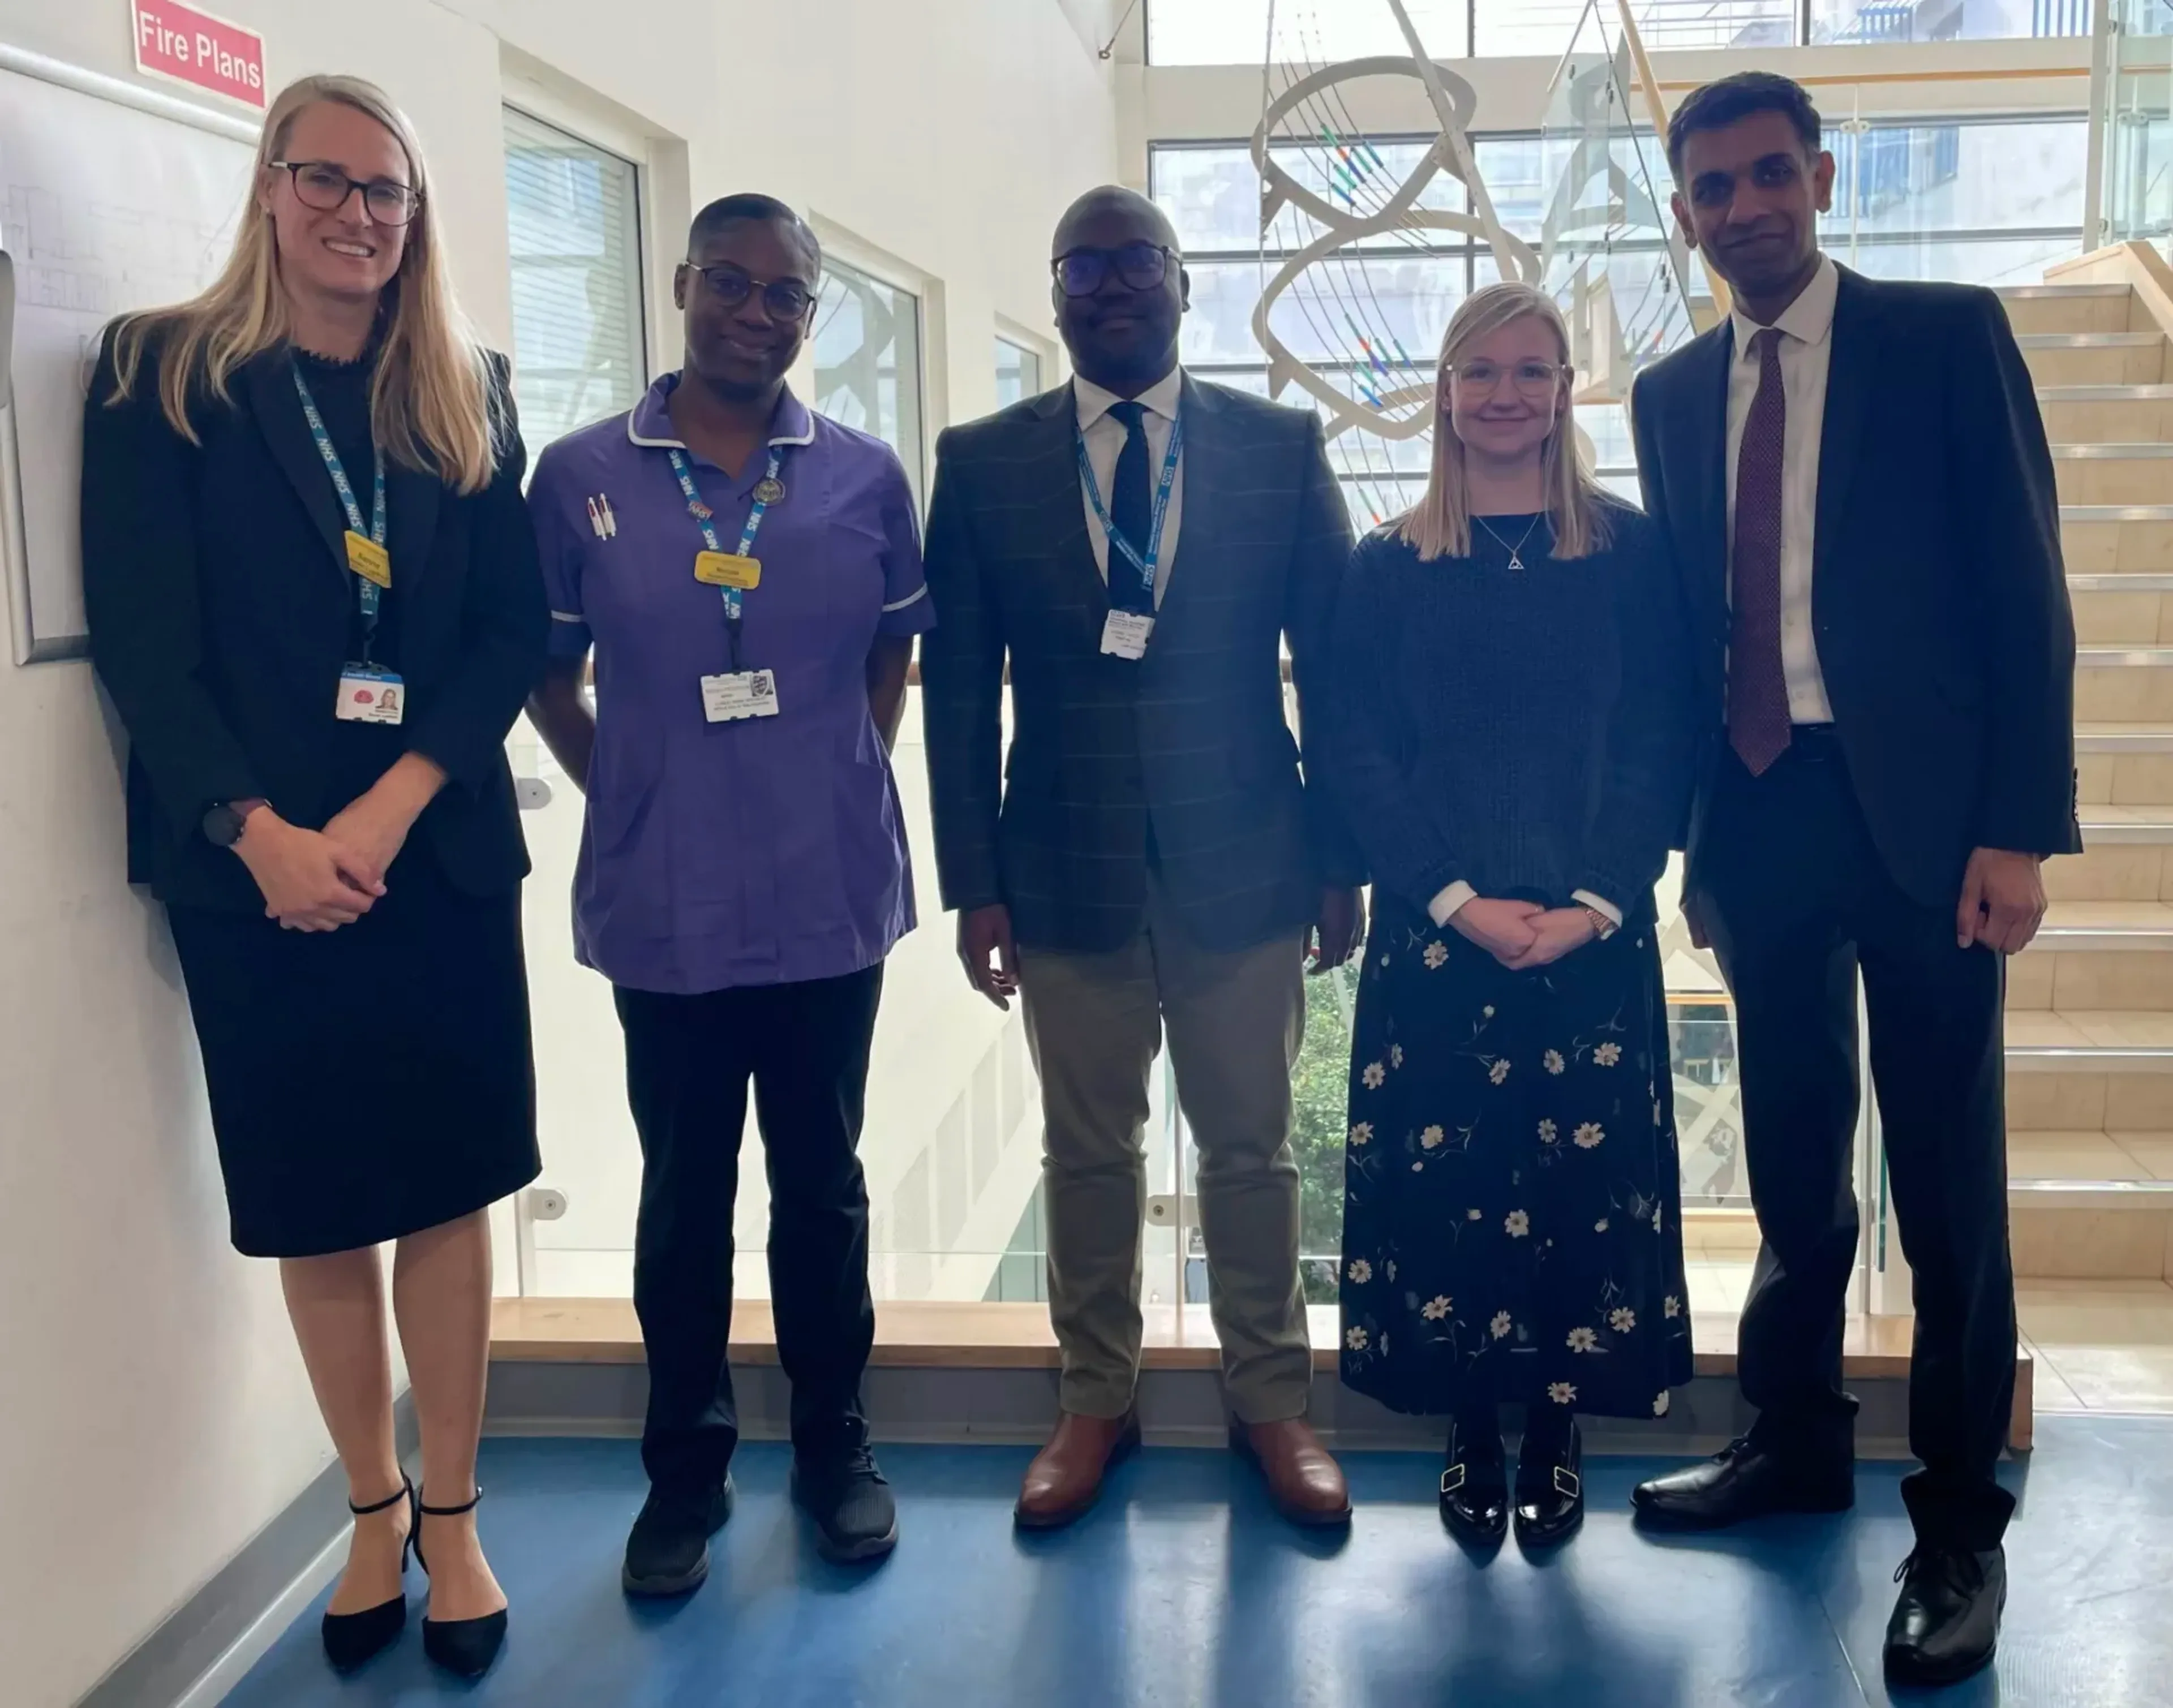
[500,101,652,443]
[811,249,931,505]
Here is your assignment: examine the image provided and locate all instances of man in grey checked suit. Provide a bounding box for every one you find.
[920,186,1363,1529]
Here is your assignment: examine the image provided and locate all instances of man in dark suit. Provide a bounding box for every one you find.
[1627,73,2078,1687]
[920,186,1363,1530]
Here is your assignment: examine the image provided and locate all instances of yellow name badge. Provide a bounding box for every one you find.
[694,551,762,591]
[344,531,392,589]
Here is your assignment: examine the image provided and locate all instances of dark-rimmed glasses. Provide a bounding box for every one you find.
[684,263,815,322]
[1053,242,1176,298]
[269,161,422,226]
[1451,359,1569,397]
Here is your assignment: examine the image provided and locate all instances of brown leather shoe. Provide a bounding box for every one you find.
[1014,1410,1141,1530]
[1233,1417,1352,1527]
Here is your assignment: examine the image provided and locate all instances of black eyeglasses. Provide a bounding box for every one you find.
[270,161,422,226]
[1053,242,1176,298]
[684,263,815,321]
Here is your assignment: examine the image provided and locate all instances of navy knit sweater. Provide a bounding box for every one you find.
[1323,497,1693,924]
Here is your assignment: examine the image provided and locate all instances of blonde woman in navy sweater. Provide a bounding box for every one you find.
[1326,282,1695,1548]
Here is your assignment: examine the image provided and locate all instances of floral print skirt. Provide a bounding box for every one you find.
[1338,896,1694,1421]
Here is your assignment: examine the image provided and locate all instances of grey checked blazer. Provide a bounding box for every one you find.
[920,375,1361,956]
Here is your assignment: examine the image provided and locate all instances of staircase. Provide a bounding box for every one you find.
[2000,279,2173,1285]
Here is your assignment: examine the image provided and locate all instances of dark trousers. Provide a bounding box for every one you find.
[615,964,883,1495]
[1698,731,2017,1552]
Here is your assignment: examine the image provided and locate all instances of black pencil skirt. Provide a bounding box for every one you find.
[166,853,541,1258]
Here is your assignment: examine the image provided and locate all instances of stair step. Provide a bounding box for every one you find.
[2008,1009,2173,1052]
[2077,810,2173,841]
[2064,505,2173,522]
[2007,1127,2173,1176]
[2055,443,2173,459]
[2007,1123,2173,1206]
[2020,332,2163,350]
[2039,384,2173,401]
[2033,902,2173,949]
[2000,283,2132,299]
[2080,646,2173,665]
[2072,573,2173,591]
[2076,722,2173,751]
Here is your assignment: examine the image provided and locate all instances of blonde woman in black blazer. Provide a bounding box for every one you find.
[81,75,544,1680]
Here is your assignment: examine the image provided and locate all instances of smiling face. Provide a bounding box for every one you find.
[1445,312,1568,470]
[674,216,819,401]
[1672,108,1833,311]
[259,98,413,309]
[1050,190,1189,395]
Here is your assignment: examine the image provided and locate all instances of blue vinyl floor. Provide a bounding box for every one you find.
[226,1415,2173,1707]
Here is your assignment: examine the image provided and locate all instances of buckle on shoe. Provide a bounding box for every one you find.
[1552,1465,1582,1499]
[1440,1464,1467,1496]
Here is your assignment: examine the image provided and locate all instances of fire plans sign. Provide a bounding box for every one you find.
[131,0,267,109]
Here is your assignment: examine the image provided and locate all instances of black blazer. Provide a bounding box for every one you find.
[1630,265,2081,907]
[80,326,549,912]
[920,376,1362,956]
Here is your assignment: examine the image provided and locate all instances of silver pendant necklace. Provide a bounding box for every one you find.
[1474,511,1545,573]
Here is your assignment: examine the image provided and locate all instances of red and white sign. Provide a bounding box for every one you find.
[131,0,267,109]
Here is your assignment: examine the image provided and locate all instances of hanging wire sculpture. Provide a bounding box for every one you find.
[1246,0,1697,526]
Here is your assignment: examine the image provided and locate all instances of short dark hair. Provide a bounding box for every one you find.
[1666,72,1822,177]
[686,193,822,275]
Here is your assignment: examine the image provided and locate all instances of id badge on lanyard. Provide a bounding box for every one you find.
[1079,410,1182,661]
[293,365,403,725]
[669,444,787,722]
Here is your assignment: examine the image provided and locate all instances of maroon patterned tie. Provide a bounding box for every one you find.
[1729,327,1791,776]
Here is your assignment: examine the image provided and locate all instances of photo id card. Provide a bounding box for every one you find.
[336,664,405,725]
[701,669,781,723]
[1100,611,1155,660]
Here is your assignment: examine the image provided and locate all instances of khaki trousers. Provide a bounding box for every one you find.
[1017,880,1312,1423]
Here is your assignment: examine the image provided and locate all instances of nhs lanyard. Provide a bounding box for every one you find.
[1076,409,1183,608]
[668,445,780,625]
[291,366,388,649]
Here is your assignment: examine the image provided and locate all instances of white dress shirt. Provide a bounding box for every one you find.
[1724,252,1838,724]
[1075,368,1186,608]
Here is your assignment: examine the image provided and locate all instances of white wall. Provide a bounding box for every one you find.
[0,3,1114,1703]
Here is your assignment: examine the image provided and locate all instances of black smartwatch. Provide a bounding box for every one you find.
[203,799,267,848]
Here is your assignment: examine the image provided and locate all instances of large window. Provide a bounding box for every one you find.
[813,257,926,502]
[1147,0,2085,62]
[995,335,1045,408]
[1153,114,2085,524]
[501,108,647,448]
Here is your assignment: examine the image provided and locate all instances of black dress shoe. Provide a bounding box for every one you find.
[413,1487,507,1679]
[1439,1416,1508,1544]
[320,1477,415,1672]
[792,1445,899,1564]
[623,1477,738,1597]
[1885,1545,2005,1687]
[1514,1417,1584,1548]
[1631,1434,1853,1530]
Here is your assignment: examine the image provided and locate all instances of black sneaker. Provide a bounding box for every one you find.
[792,1446,899,1564]
[621,1477,736,1597]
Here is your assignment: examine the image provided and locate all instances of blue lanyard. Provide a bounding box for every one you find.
[1076,409,1183,607]
[291,365,388,648]
[667,445,782,625]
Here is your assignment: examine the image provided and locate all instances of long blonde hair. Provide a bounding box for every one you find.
[1397,281,1611,562]
[106,74,501,493]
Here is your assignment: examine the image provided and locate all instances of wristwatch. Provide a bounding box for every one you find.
[1577,902,1619,941]
[202,799,267,848]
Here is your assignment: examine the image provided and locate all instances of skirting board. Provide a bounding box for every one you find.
[483,1359,1932,1461]
[76,1394,419,1708]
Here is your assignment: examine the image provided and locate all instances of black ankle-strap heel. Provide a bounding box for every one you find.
[319,1475,415,1672]
[415,1486,508,1679]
